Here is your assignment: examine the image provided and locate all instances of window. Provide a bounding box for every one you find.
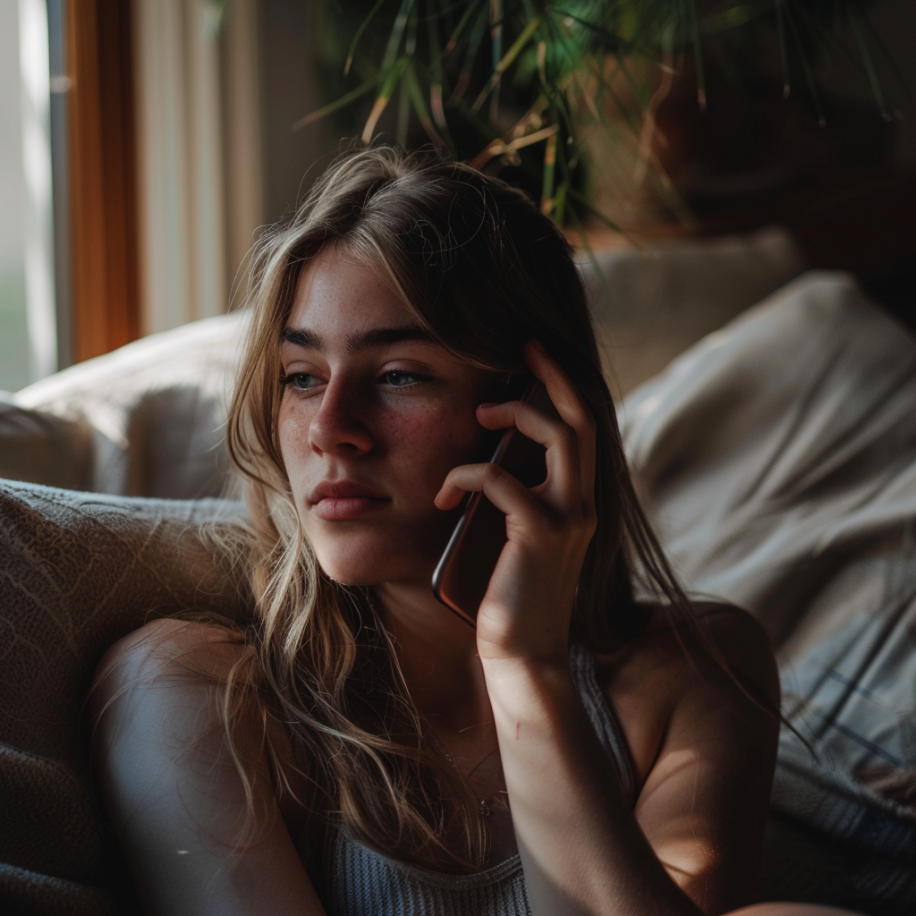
[0,0,55,392]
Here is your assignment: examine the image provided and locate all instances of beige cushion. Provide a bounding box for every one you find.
[622,271,916,911]
[582,225,804,394]
[2,312,248,498]
[0,481,249,914]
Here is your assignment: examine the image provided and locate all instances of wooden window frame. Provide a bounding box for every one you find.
[66,0,139,363]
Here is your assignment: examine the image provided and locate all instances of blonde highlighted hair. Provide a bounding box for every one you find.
[223,146,690,871]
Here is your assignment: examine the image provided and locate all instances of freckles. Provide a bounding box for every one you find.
[405,403,476,451]
[278,404,314,471]
[394,413,438,446]
[418,406,486,474]
[279,401,311,440]
[384,406,474,494]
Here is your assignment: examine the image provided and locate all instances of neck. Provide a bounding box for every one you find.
[373,578,491,731]
[372,577,511,864]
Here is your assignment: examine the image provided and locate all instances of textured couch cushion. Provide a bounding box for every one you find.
[621,271,916,912]
[0,481,250,914]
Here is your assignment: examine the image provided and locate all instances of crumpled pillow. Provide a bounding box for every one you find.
[0,481,250,915]
[621,271,916,913]
[1,311,249,499]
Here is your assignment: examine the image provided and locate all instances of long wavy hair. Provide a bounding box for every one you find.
[223,146,690,872]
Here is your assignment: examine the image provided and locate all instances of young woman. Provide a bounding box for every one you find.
[91,147,860,916]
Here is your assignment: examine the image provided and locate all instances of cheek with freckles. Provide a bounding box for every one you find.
[397,403,491,497]
[278,395,491,585]
[277,407,315,507]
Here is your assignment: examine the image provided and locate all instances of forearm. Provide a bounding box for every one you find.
[484,658,703,916]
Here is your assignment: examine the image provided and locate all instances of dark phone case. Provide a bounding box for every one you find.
[431,381,554,626]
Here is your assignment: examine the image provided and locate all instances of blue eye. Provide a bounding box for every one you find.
[280,372,318,390]
[381,370,423,388]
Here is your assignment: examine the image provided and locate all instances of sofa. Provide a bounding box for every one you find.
[2,230,914,915]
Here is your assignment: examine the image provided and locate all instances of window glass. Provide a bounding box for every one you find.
[0,0,29,392]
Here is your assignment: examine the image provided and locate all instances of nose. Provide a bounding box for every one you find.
[307,377,374,456]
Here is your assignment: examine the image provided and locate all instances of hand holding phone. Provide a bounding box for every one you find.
[432,380,555,626]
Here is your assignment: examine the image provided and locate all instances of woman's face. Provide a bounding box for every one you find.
[278,245,496,588]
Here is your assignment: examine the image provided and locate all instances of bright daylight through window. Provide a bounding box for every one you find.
[0,1,30,391]
[1,0,57,393]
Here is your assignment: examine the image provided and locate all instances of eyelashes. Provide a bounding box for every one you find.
[280,372,317,391]
[279,370,434,393]
[379,370,431,388]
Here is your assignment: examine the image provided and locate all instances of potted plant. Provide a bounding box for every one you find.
[307,0,894,234]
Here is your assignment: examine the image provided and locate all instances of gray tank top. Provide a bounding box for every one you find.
[323,645,639,916]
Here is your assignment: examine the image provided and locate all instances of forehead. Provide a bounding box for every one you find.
[287,246,412,333]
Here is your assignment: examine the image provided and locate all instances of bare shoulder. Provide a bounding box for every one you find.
[92,618,311,826]
[597,601,779,708]
[93,617,247,695]
[593,602,780,787]
[90,618,252,774]
[687,602,781,705]
[90,622,325,914]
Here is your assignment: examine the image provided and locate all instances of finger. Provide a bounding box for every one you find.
[434,462,488,510]
[475,400,581,507]
[523,341,597,509]
[476,400,564,441]
[435,462,551,536]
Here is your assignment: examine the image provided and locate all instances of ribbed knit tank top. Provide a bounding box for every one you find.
[322,645,639,916]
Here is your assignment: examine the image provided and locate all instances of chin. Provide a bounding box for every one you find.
[305,517,456,590]
[312,545,433,590]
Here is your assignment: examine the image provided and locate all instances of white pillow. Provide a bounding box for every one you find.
[621,271,916,910]
[3,311,248,498]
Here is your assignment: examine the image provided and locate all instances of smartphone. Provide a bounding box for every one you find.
[432,379,556,626]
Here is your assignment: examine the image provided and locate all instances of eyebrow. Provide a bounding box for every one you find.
[280,325,436,353]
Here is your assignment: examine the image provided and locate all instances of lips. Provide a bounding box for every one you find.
[309,480,390,521]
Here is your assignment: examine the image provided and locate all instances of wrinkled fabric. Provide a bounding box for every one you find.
[3,312,249,498]
[622,272,916,912]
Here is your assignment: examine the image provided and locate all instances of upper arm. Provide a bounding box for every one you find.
[633,607,780,915]
[90,619,326,916]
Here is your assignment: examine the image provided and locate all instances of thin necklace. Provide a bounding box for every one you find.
[439,746,509,818]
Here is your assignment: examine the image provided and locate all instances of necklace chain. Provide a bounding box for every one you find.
[442,749,509,818]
